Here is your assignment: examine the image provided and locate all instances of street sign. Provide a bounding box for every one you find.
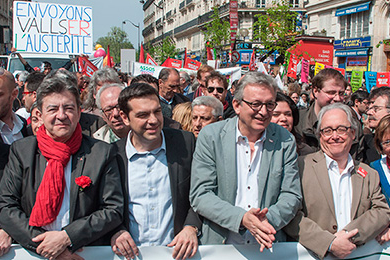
[232,51,240,63]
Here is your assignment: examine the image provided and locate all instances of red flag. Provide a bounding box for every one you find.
[287,54,299,79]
[183,57,202,70]
[162,58,183,69]
[103,45,113,68]
[78,56,98,77]
[249,49,256,71]
[183,48,187,68]
[207,47,213,60]
[139,44,145,63]
[146,53,158,66]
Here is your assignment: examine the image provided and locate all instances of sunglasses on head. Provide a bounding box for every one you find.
[207,86,224,94]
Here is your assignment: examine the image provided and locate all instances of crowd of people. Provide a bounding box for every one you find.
[0,62,390,260]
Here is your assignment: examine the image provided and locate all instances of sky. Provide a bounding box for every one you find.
[34,0,144,50]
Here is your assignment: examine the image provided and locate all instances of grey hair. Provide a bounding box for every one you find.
[192,96,223,118]
[180,71,191,84]
[83,68,121,110]
[234,71,278,102]
[316,103,359,136]
[96,83,125,110]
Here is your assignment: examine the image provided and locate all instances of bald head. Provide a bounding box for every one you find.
[0,69,18,123]
[0,69,16,92]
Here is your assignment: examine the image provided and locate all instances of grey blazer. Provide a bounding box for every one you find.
[190,117,302,244]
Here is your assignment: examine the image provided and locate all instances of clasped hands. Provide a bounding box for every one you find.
[111,226,198,260]
[241,208,276,252]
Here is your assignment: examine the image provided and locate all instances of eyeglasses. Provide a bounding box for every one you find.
[242,99,277,112]
[320,89,345,98]
[320,126,351,137]
[207,87,225,94]
[381,140,390,148]
[367,105,390,113]
[101,104,120,118]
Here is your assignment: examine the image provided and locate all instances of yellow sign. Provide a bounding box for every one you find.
[314,62,325,75]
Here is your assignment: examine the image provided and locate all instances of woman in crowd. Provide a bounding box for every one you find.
[370,114,390,204]
[297,92,310,109]
[271,92,315,156]
[172,102,193,132]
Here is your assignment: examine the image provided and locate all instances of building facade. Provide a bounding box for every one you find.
[141,0,305,61]
[305,0,390,73]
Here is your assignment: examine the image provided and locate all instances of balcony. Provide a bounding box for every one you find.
[179,1,185,10]
[142,23,154,37]
[186,0,194,7]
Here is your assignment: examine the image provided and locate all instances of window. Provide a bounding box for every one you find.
[256,0,266,8]
[339,10,369,38]
[289,0,299,8]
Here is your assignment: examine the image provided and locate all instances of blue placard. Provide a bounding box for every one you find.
[335,48,369,57]
[365,71,377,93]
[336,2,370,16]
[334,36,371,50]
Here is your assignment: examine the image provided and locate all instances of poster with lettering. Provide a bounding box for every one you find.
[314,62,325,75]
[376,72,390,88]
[350,71,363,92]
[301,59,309,83]
[13,1,93,55]
[364,71,377,93]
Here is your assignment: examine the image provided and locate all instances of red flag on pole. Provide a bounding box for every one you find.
[162,58,183,69]
[146,53,158,66]
[249,49,256,71]
[183,48,187,68]
[139,44,145,63]
[78,56,98,77]
[104,45,113,68]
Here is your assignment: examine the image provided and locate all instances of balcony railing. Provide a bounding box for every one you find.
[179,1,185,10]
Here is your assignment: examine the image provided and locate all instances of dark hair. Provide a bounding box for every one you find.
[374,114,390,154]
[131,74,159,90]
[36,70,80,110]
[42,61,52,67]
[276,92,299,127]
[351,90,369,104]
[25,72,46,92]
[196,65,214,80]
[369,87,390,107]
[205,71,228,90]
[312,68,347,90]
[118,83,159,116]
[158,68,179,82]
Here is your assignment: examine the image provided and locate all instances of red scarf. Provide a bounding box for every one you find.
[29,123,82,227]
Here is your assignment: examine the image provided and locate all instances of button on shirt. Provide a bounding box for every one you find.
[43,156,72,231]
[0,113,24,145]
[325,153,354,231]
[226,125,266,245]
[126,131,174,246]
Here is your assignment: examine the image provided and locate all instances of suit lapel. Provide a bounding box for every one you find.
[164,129,178,217]
[350,164,364,218]
[69,139,86,221]
[221,118,237,204]
[258,127,276,207]
[312,152,336,217]
[117,138,129,199]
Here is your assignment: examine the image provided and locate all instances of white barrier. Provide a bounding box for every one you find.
[1,240,390,260]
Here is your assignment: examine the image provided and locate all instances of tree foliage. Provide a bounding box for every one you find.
[96,27,134,64]
[253,0,299,58]
[202,6,230,52]
[146,38,178,64]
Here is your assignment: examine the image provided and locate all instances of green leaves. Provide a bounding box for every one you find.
[202,7,230,52]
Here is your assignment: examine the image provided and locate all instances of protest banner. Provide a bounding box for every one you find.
[334,67,345,76]
[377,72,390,88]
[365,71,377,93]
[78,56,97,77]
[287,54,299,79]
[314,62,325,75]
[13,1,93,55]
[301,59,309,83]
[161,58,183,69]
[184,57,202,71]
[350,71,364,92]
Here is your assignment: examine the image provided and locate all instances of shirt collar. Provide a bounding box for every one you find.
[160,96,173,104]
[324,153,354,175]
[0,112,24,133]
[125,130,166,160]
[235,120,267,144]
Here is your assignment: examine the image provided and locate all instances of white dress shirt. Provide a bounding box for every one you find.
[226,124,266,245]
[43,156,72,231]
[0,112,24,145]
[325,153,355,231]
[126,131,174,246]
[380,156,390,183]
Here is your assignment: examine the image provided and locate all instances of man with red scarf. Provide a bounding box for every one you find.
[0,70,124,259]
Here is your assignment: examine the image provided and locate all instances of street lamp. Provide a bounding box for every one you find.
[122,20,140,51]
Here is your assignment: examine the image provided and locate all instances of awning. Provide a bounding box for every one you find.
[336,2,370,17]
[335,48,370,57]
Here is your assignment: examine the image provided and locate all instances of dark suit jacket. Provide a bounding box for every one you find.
[362,133,381,164]
[115,128,201,237]
[0,135,124,253]
[79,112,106,137]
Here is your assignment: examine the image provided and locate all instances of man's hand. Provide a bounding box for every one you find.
[0,229,11,256]
[111,230,139,260]
[376,227,390,245]
[32,230,71,260]
[241,208,276,252]
[330,229,358,259]
[55,249,84,260]
[11,47,17,53]
[167,226,198,260]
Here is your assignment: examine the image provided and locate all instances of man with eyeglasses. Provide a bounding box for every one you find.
[158,68,189,118]
[190,71,302,250]
[284,103,390,259]
[203,71,236,119]
[362,87,390,164]
[93,83,130,143]
[297,68,347,148]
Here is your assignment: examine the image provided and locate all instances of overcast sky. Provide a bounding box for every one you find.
[34,0,144,49]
